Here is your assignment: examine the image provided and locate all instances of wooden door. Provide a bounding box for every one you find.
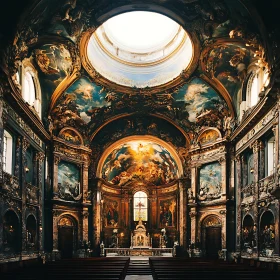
[205,227,221,259]
[58,227,73,259]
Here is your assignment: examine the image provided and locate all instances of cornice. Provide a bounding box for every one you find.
[230,96,275,143]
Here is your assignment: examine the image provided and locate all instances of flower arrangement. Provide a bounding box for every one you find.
[113,229,118,234]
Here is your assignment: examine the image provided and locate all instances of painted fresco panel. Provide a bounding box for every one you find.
[35,44,72,117]
[59,129,82,145]
[102,141,178,186]
[171,77,229,131]
[103,199,119,227]
[205,44,253,117]
[198,162,222,201]
[58,161,81,201]
[159,198,176,227]
[52,77,111,130]
[199,129,220,145]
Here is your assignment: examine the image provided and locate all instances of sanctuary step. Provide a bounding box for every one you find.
[126,260,152,276]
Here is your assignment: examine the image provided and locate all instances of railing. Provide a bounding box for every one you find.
[104,247,173,257]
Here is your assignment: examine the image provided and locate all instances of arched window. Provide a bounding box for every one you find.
[246,67,270,110]
[266,136,275,176]
[134,191,148,221]
[23,71,36,106]
[21,64,42,118]
[2,130,13,174]
[249,74,259,107]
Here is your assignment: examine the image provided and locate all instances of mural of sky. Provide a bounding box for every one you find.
[198,162,222,201]
[101,140,179,186]
[172,77,229,128]
[52,77,111,130]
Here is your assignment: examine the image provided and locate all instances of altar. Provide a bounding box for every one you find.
[130,219,152,249]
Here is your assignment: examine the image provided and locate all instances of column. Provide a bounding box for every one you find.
[219,157,227,198]
[0,83,4,182]
[235,155,242,251]
[251,140,260,254]
[52,210,59,252]
[36,151,45,251]
[82,163,89,242]
[53,155,60,198]
[179,179,187,249]
[189,208,197,245]
[82,209,89,242]
[259,141,265,180]
[93,179,102,247]
[21,137,30,252]
[0,85,5,254]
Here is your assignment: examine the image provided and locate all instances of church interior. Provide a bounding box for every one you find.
[1,0,280,278]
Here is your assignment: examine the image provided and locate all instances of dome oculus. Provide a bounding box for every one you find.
[87,11,194,88]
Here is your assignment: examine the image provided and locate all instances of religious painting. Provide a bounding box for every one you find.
[171,77,229,131]
[59,129,82,145]
[198,162,222,201]
[198,129,220,145]
[35,43,72,118]
[35,44,72,75]
[58,161,81,201]
[103,199,119,227]
[159,199,176,227]
[51,77,111,131]
[204,44,253,117]
[101,140,179,186]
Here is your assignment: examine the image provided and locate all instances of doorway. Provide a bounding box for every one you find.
[58,216,76,259]
[58,227,74,258]
[205,226,221,258]
[202,215,222,259]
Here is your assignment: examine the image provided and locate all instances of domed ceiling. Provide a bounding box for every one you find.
[4,0,269,165]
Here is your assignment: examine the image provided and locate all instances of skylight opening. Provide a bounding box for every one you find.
[104,11,179,53]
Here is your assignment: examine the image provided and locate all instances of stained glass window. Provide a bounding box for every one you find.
[134,191,148,221]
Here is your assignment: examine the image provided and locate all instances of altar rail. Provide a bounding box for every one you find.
[104,248,174,257]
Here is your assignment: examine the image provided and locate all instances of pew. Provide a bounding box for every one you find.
[149,257,279,280]
[0,257,130,280]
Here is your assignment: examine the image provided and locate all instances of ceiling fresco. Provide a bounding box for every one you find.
[34,43,73,118]
[101,140,179,186]
[92,116,187,149]
[51,75,230,138]
[3,0,269,155]
[170,77,230,130]
[51,76,112,132]
[203,43,254,117]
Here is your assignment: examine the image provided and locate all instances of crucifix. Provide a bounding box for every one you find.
[136,200,144,222]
